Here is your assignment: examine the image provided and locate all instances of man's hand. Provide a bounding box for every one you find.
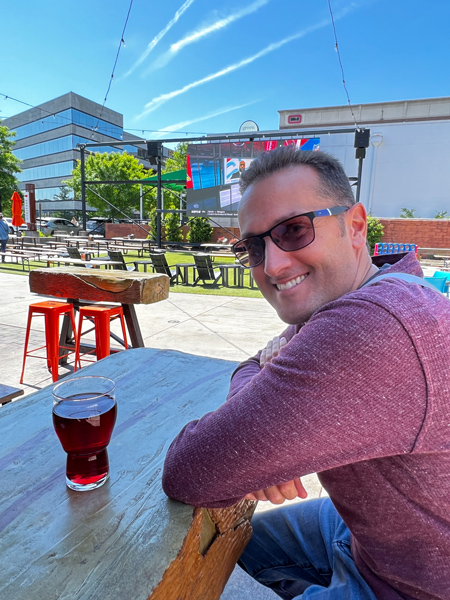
[260,336,287,367]
[245,478,308,504]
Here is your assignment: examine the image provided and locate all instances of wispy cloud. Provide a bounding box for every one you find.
[135,3,357,120]
[151,101,260,138]
[144,0,270,74]
[172,0,269,53]
[123,0,195,78]
[136,20,328,119]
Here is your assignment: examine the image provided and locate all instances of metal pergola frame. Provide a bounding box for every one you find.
[78,126,368,248]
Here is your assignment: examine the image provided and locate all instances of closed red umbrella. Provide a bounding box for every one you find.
[11,191,25,227]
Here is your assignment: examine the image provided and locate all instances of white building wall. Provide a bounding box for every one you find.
[310,120,450,218]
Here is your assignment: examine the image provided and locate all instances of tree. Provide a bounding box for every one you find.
[186,217,213,243]
[0,124,22,214]
[64,152,147,218]
[157,142,188,232]
[164,212,184,242]
[164,142,187,172]
[366,215,384,253]
[54,185,73,203]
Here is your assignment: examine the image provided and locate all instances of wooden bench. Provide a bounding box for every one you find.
[0,252,32,271]
[418,247,450,259]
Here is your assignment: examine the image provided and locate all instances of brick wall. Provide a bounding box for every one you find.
[105,223,241,242]
[106,223,150,239]
[379,219,450,248]
[106,220,450,249]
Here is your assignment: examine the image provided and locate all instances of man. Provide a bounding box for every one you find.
[163,148,450,599]
[231,159,247,179]
[0,213,9,262]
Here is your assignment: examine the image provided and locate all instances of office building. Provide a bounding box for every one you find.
[2,92,150,213]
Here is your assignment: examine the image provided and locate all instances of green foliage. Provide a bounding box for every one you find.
[400,207,417,218]
[64,152,147,218]
[0,124,22,214]
[53,185,73,203]
[160,142,187,214]
[366,215,384,253]
[434,210,449,219]
[186,217,213,243]
[164,142,187,172]
[164,212,184,242]
[146,209,158,241]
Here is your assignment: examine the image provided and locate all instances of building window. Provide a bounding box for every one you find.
[13,109,123,142]
[34,187,74,201]
[14,109,73,141]
[17,161,75,182]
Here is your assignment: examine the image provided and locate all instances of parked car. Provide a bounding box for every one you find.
[4,217,27,233]
[86,217,116,237]
[38,217,80,235]
[4,217,14,234]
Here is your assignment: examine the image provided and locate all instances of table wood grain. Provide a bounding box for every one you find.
[0,348,255,600]
[29,267,170,305]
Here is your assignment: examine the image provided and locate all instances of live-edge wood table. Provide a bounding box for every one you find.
[29,266,170,351]
[0,348,255,600]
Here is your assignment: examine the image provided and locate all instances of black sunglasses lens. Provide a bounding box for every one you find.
[272,216,314,251]
[234,238,264,267]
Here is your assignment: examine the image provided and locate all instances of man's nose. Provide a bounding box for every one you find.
[263,237,292,277]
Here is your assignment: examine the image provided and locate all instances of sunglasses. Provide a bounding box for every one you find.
[233,206,349,268]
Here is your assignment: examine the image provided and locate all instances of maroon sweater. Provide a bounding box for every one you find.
[163,253,450,599]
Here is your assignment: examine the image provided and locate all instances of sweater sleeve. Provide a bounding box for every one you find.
[162,295,427,508]
[226,323,298,401]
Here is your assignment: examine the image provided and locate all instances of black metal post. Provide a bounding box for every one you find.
[156,155,162,248]
[80,146,87,230]
[355,157,364,203]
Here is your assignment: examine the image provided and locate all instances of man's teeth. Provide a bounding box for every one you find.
[277,274,308,291]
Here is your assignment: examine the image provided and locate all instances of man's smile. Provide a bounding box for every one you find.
[276,273,309,291]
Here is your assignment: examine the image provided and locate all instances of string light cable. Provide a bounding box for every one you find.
[0,96,210,138]
[327,0,359,129]
[90,0,134,138]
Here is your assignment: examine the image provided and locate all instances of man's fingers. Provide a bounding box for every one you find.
[245,478,308,505]
[294,477,308,499]
[245,490,268,501]
[277,480,301,501]
[260,336,288,367]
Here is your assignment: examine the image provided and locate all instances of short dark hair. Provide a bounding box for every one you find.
[239,147,355,208]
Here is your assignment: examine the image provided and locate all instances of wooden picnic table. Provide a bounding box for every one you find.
[29,267,170,349]
[0,347,255,600]
[42,256,123,268]
[418,247,450,258]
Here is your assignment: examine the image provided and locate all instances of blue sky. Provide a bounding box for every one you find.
[1,0,449,140]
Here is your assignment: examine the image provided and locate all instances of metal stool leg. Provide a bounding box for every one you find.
[20,308,34,384]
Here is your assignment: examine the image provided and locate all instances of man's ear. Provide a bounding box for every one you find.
[347,203,368,250]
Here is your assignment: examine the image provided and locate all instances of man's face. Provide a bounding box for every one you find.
[239,161,246,172]
[238,165,365,324]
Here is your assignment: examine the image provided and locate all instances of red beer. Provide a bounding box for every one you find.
[53,377,116,491]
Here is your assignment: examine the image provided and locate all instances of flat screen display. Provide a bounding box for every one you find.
[186,138,320,216]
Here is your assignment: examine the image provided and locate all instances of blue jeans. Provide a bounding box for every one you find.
[238,498,377,599]
[1,238,6,259]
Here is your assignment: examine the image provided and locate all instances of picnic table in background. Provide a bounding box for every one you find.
[0,348,256,600]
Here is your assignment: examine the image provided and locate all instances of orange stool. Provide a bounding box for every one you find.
[75,305,128,365]
[20,301,78,384]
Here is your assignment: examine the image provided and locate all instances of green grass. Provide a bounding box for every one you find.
[0,250,263,298]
